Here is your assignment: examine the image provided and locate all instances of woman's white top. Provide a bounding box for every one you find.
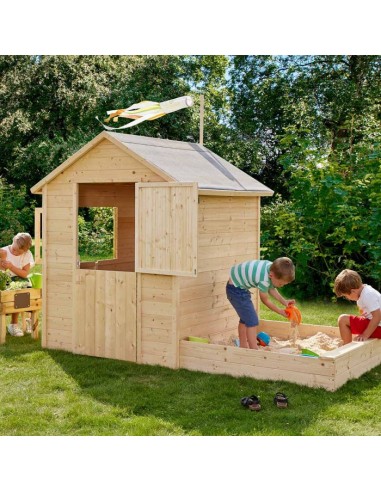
[1,245,35,277]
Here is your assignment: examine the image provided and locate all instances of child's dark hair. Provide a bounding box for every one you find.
[334,269,362,296]
[270,257,295,282]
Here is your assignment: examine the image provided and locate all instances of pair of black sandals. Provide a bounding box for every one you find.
[240,392,288,411]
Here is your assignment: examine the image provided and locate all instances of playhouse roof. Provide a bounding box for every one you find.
[31,131,273,196]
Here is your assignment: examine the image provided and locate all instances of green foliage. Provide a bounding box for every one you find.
[262,141,381,299]
[6,279,30,290]
[78,207,114,258]
[2,55,381,299]
[0,271,9,290]
[228,55,381,197]
[250,56,381,298]
[0,178,35,245]
[0,55,230,192]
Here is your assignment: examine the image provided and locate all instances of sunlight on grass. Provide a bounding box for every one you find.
[261,298,358,326]
[0,346,188,436]
[0,301,379,436]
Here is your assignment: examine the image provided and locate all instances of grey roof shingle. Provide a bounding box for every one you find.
[31,131,273,195]
[109,132,273,194]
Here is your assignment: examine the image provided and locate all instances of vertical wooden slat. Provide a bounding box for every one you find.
[126,272,137,361]
[95,270,106,357]
[34,207,43,265]
[255,196,261,314]
[85,271,96,355]
[171,276,180,369]
[0,314,6,344]
[104,271,116,358]
[135,188,141,275]
[71,183,80,352]
[115,271,126,360]
[73,270,86,353]
[136,273,142,363]
[113,207,118,259]
[41,187,48,347]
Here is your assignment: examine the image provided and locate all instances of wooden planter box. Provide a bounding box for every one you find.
[0,288,42,344]
[179,319,381,391]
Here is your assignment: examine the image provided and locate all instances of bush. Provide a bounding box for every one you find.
[78,207,114,259]
[0,178,34,246]
[261,141,381,300]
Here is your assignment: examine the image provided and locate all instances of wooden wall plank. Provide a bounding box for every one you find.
[180,354,335,390]
[198,219,258,234]
[180,342,334,376]
[178,195,260,343]
[180,341,336,389]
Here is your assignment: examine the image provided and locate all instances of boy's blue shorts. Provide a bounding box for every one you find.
[226,282,259,328]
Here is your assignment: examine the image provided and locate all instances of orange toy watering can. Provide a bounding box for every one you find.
[285,304,302,324]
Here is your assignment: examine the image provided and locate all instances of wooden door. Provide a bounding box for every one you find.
[73,270,137,361]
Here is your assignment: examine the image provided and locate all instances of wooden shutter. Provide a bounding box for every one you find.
[135,182,197,276]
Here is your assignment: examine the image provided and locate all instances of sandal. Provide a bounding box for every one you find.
[241,395,261,412]
[274,392,288,408]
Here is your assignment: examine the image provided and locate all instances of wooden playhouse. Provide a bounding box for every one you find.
[31,131,381,391]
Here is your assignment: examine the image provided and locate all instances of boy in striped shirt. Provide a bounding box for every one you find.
[227,257,295,349]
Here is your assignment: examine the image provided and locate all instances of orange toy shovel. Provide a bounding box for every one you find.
[285,305,302,325]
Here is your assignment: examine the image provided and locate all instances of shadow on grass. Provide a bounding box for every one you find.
[2,335,381,436]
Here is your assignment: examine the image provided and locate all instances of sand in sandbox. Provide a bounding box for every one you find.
[209,331,342,356]
[270,332,342,355]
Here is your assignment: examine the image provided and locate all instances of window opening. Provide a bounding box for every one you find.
[78,207,116,262]
[77,183,135,272]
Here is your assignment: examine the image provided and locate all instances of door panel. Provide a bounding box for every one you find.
[73,269,137,361]
[135,182,197,277]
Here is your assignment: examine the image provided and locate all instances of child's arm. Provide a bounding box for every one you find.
[260,288,296,318]
[260,289,292,318]
[269,288,295,306]
[355,309,381,341]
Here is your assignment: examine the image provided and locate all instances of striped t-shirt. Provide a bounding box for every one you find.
[230,260,274,292]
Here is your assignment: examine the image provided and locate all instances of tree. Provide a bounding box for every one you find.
[0,55,230,194]
[250,56,381,297]
[0,177,34,244]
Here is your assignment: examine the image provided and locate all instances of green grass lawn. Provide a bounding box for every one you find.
[1,296,379,436]
[261,297,359,326]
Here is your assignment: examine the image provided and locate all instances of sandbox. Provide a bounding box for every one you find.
[180,319,381,391]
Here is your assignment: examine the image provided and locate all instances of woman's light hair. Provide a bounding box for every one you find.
[13,232,32,251]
